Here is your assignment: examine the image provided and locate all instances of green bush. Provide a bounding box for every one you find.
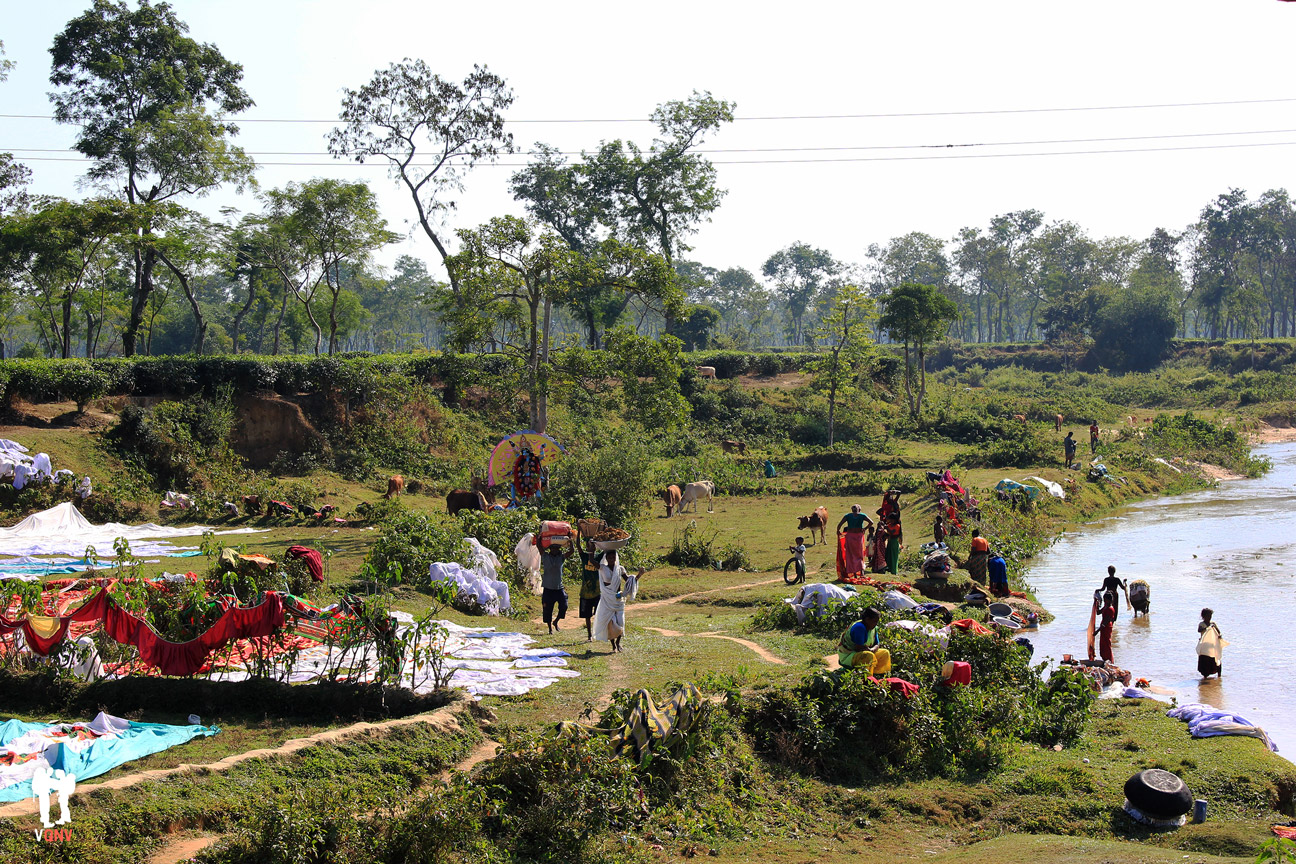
[665,522,753,571]
[365,509,465,587]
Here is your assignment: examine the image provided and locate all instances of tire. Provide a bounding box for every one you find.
[783,557,802,585]
[1123,769,1193,818]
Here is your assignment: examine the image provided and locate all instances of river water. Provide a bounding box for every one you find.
[1025,441,1296,753]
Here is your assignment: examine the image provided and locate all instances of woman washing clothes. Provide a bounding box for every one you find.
[836,505,873,578]
[837,607,891,675]
[592,550,642,653]
[1097,590,1117,663]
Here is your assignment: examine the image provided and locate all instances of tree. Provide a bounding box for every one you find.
[443,216,573,432]
[878,282,959,419]
[1089,280,1178,372]
[0,198,132,358]
[151,206,229,354]
[808,285,876,446]
[512,92,735,266]
[0,40,31,218]
[49,0,255,356]
[329,61,512,291]
[763,242,840,346]
[666,303,720,350]
[560,238,681,348]
[258,180,395,355]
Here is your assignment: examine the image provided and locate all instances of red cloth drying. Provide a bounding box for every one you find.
[1272,826,1296,841]
[883,677,920,699]
[949,619,995,636]
[942,661,972,686]
[835,534,847,580]
[0,588,111,656]
[104,592,285,676]
[287,545,324,582]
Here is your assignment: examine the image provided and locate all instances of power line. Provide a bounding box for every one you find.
[14,138,1296,167]
[8,126,1296,157]
[3,95,1296,125]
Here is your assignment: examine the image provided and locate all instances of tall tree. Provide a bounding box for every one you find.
[808,285,875,447]
[151,206,228,355]
[878,282,959,419]
[763,242,840,346]
[329,61,512,292]
[49,0,255,356]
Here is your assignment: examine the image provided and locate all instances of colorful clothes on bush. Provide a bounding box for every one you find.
[286,546,323,582]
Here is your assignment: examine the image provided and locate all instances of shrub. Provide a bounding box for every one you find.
[544,430,660,536]
[365,510,465,587]
[665,522,754,571]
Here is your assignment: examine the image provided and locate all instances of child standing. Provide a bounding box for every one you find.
[788,536,807,583]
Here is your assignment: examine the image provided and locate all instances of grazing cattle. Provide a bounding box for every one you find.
[678,480,716,514]
[385,475,405,499]
[446,489,487,516]
[661,485,683,517]
[696,366,717,379]
[1055,414,1064,432]
[720,439,747,455]
[1012,414,1027,423]
[241,495,261,516]
[797,505,830,545]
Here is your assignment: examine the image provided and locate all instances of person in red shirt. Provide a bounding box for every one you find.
[1090,423,1100,455]
[966,529,990,583]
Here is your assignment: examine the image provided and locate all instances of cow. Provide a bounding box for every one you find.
[385,475,405,499]
[1012,414,1027,423]
[797,506,830,546]
[661,485,682,517]
[696,366,717,379]
[447,489,488,516]
[678,480,715,514]
[1054,414,1064,432]
[720,439,746,455]
[241,495,262,516]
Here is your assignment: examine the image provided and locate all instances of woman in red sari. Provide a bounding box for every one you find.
[836,505,873,577]
[1098,591,1117,663]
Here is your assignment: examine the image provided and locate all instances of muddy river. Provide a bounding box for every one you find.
[1026,441,1296,753]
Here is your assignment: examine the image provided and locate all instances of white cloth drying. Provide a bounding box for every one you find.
[0,502,263,558]
[428,560,512,614]
[784,582,854,625]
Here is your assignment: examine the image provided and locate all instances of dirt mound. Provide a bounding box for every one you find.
[230,394,326,467]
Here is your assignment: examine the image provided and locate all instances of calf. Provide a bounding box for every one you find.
[797,505,830,545]
[385,475,405,500]
[661,484,682,517]
[720,439,746,455]
[696,366,717,379]
[678,480,715,514]
[241,494,261,516]
[447,489,487,516]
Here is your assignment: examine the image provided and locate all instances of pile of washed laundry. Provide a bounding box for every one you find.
[0,712,217,802]
[0,439,88,495]
[1166,702,1278,752]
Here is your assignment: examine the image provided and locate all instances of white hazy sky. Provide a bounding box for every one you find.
[3,0,1295,281]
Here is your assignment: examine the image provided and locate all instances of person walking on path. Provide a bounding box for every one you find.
[540,542,572,634]
[1063,431,1077,467]
[576,538,603,641]
[1197,608,1225,678]
[592,550,641,653]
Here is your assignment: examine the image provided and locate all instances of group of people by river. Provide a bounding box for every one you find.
[836,490,904,577]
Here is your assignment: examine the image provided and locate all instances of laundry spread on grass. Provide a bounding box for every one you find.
[0,502,264,562]
[0,712,217,802]
[1167,703,1278,752]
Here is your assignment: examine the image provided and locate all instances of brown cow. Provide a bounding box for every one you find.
[447,489,487,515]
[385,475,405,499]
[797,505,830,545]
[1054,414,1064,432]
[720,439,746,455]
[660,484,682,517]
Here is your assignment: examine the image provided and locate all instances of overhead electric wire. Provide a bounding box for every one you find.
[2,94,1296,124]
[7,125,1296,157]
[12,138,1296,167]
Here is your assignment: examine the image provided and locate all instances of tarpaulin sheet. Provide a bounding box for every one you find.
[0,502,264,558]
[0,712,217,801]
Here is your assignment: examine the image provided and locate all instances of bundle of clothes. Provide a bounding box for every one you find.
[1166,703,1277,752]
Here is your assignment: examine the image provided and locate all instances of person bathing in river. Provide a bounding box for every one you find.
[1197,608,1225,678]
[837,607,891,675]
[1102,565,1130,615]
[1098,590,1118,663]
[837,505,873,577]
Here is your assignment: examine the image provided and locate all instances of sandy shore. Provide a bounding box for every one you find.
[1190,461,1247,482]
[1250,421,1296,444]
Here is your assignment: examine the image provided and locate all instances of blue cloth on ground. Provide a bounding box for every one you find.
[1166,703,1276,752]
[0,713,218,801]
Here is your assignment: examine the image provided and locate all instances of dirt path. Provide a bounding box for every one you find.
[641,626,786,665]
[147,834,220,864]
[634,576,785,610]
[439,739,501,781]
[0,702,466,821]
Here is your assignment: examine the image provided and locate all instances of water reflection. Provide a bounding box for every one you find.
[1026,441,1296,753]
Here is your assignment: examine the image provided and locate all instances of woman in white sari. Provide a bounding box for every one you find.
[592,550,641,652]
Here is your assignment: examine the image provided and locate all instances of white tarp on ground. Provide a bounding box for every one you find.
[784,582,855,625]
[1026,476,1067,499]
[0,502,264,559]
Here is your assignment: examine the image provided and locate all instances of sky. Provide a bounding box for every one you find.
[3,0,1296,283]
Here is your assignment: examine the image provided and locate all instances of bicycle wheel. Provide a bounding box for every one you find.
[783,556,802,585]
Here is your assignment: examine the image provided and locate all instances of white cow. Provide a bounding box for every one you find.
[696,366,717,379]
[677,480,715,514]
